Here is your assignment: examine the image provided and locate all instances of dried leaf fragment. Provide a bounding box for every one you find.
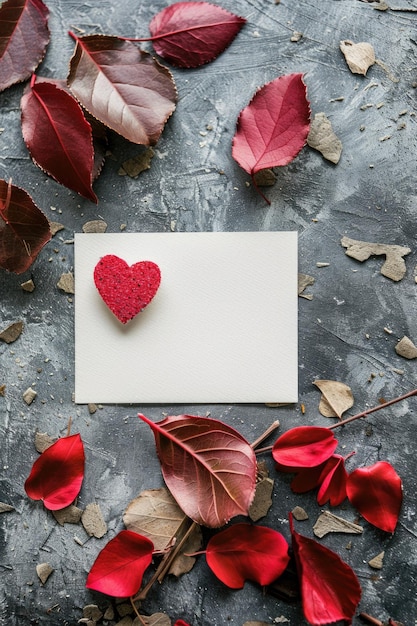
[81,503,107,538]
[313,511,363,538]
[341,236,411,281]
[307,112,342,164]
[119,148,155,178]
[36,562,54,584]
[83,604,103,622]
[35,431,55,453]
[57,272,74,294]
[52,504,83,525]
[340,40,375,75]
[23,387,37,405]
[368,551,385,569]
[395,336,417,360]
[21,279,35,292]
[140,614,171,626]
[0,502,14,513]
[249,476,274,521]
[298,273,314,299]
[0,320,24,344]
[49,220,65,236]
[292,505,308,521]
[168,522,202,577]
[313,379,354,418]
[82,220,107,233]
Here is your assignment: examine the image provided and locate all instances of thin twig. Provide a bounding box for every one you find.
[358,613,384,626]
[129,596,147,625]
[66,416,72,437]
[251,420,280,449]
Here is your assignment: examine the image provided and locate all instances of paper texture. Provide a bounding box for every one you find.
[74,232,298,404]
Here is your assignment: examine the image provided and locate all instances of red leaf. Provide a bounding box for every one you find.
[317,454,348,507]
[21,77,98,203]
[174,621,191,626]
[288,462,326,493]
[86,530,154,597]
[272,426,338,468]
[149,2,246,68]
[0,0,49,91]
[138,414,257,528]
[346,461,402,533]
[206,523,290,589]
[24,434,85,510]
[232,73,310,182]
[0,179,51,274]
[67,34,177,145]
[290,515,361,625]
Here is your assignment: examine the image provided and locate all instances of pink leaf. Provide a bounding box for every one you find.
[21,77,97,202]
[0,0,49,91]
[346,461,402,533]
[149,2,246,68]
[86,530,154,597]
[290,515,361,625]
[24,434,85,510]
[272,426,338,468]
[206,523,290,589]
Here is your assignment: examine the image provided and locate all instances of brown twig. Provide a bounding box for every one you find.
[251,420,280,449]
[359,612,384,626]
[129,596,147,625]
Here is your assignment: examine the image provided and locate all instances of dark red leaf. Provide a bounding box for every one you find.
[317,454,348,507]
[0,179,51,274]
[21,77,97,202]
[149,2,246,68]
[0,0,49,91]
[24,434,85,510]
[232,73,310,185]
[290,515,361,625]
[289,462,326,493]
[174,621,191,626]
[138,414,257,528]
[272,426,338,468]
[67,34,177,145]
[346,461,402,533]
[86,530,154,597]
[206,523,290,589]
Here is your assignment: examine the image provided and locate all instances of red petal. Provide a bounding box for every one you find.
[174,621,191,626]
[149,2,246,68]
[290,462,326,493]
[0,0,49,91]
[317,455,348,507]
[272,426,338,468]
[232,74,310,176]
[138,414,257,528]
[346,461,402,533]
[21,78,97,202]
[24,434,85,510]
[86,530,154,597]
[206,523,290,589]
[290,515,361,625]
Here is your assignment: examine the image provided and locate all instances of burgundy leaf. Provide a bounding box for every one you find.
[24,434,85,510]
[346,461,402,533]
[0,0,49,91]
[86,530,154,597]
[21,77,97,202]
[138,414,257,528]
[174,622,191,626]
[317,454,348,506]
[272,426,338,468]
[206,523,290,589]
[288,462,326,493]
[149,2,246,68]
[290,515,361,625]
[0,179,51,273]
[67,34,177,145]
[232,74,310,199]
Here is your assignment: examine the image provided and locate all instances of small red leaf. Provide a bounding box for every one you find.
[272,426,338,468]
[0,179,51,274]
[24,434,85,510]
[21,77,97,202]
[86,530,154,597]
[288,462,326,493]
[174,621,191,626]
[346,461,402,533]
[0,0,49,91]
[317,454,348,507]
[67,34,177,145]
[290,515,361,625]
[232,73,310,181]
[149,2,246,68]
[206,523,290,589]
[138,414,257,528]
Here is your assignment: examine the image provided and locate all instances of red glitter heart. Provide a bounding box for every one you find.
[94,255,161,324]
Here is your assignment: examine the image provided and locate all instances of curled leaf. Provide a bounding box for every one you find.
[346,461,402,533]
[149,2,246,68]
[138,414,257,528]
[24,434,85,510]
[313,380,354,419]
[340,40,375,76]
[86,530,153,597]
[206,523,290,589]
[272,426,338,468]
[316,454,348,506]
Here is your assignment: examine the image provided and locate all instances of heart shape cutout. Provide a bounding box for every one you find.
[94,255,161,324]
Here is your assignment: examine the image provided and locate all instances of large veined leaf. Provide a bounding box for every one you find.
[0,0,49,91]
[272,426,338,468]
[24,434,85,510]
[67,34,177,145]
[149,2,246,68]
[290,515,361,625]
[86,530,154,597]
[138,414,257,528]
[346,461,402,533]
[21,77,98,202]
[206,523,290,589]
[0,179,51,273]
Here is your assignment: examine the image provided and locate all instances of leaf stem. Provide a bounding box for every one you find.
[251,174,271,205]
[251,420,280,449]
[358,613,384,626]
[129,597,147,625]
[328,388,417,430]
